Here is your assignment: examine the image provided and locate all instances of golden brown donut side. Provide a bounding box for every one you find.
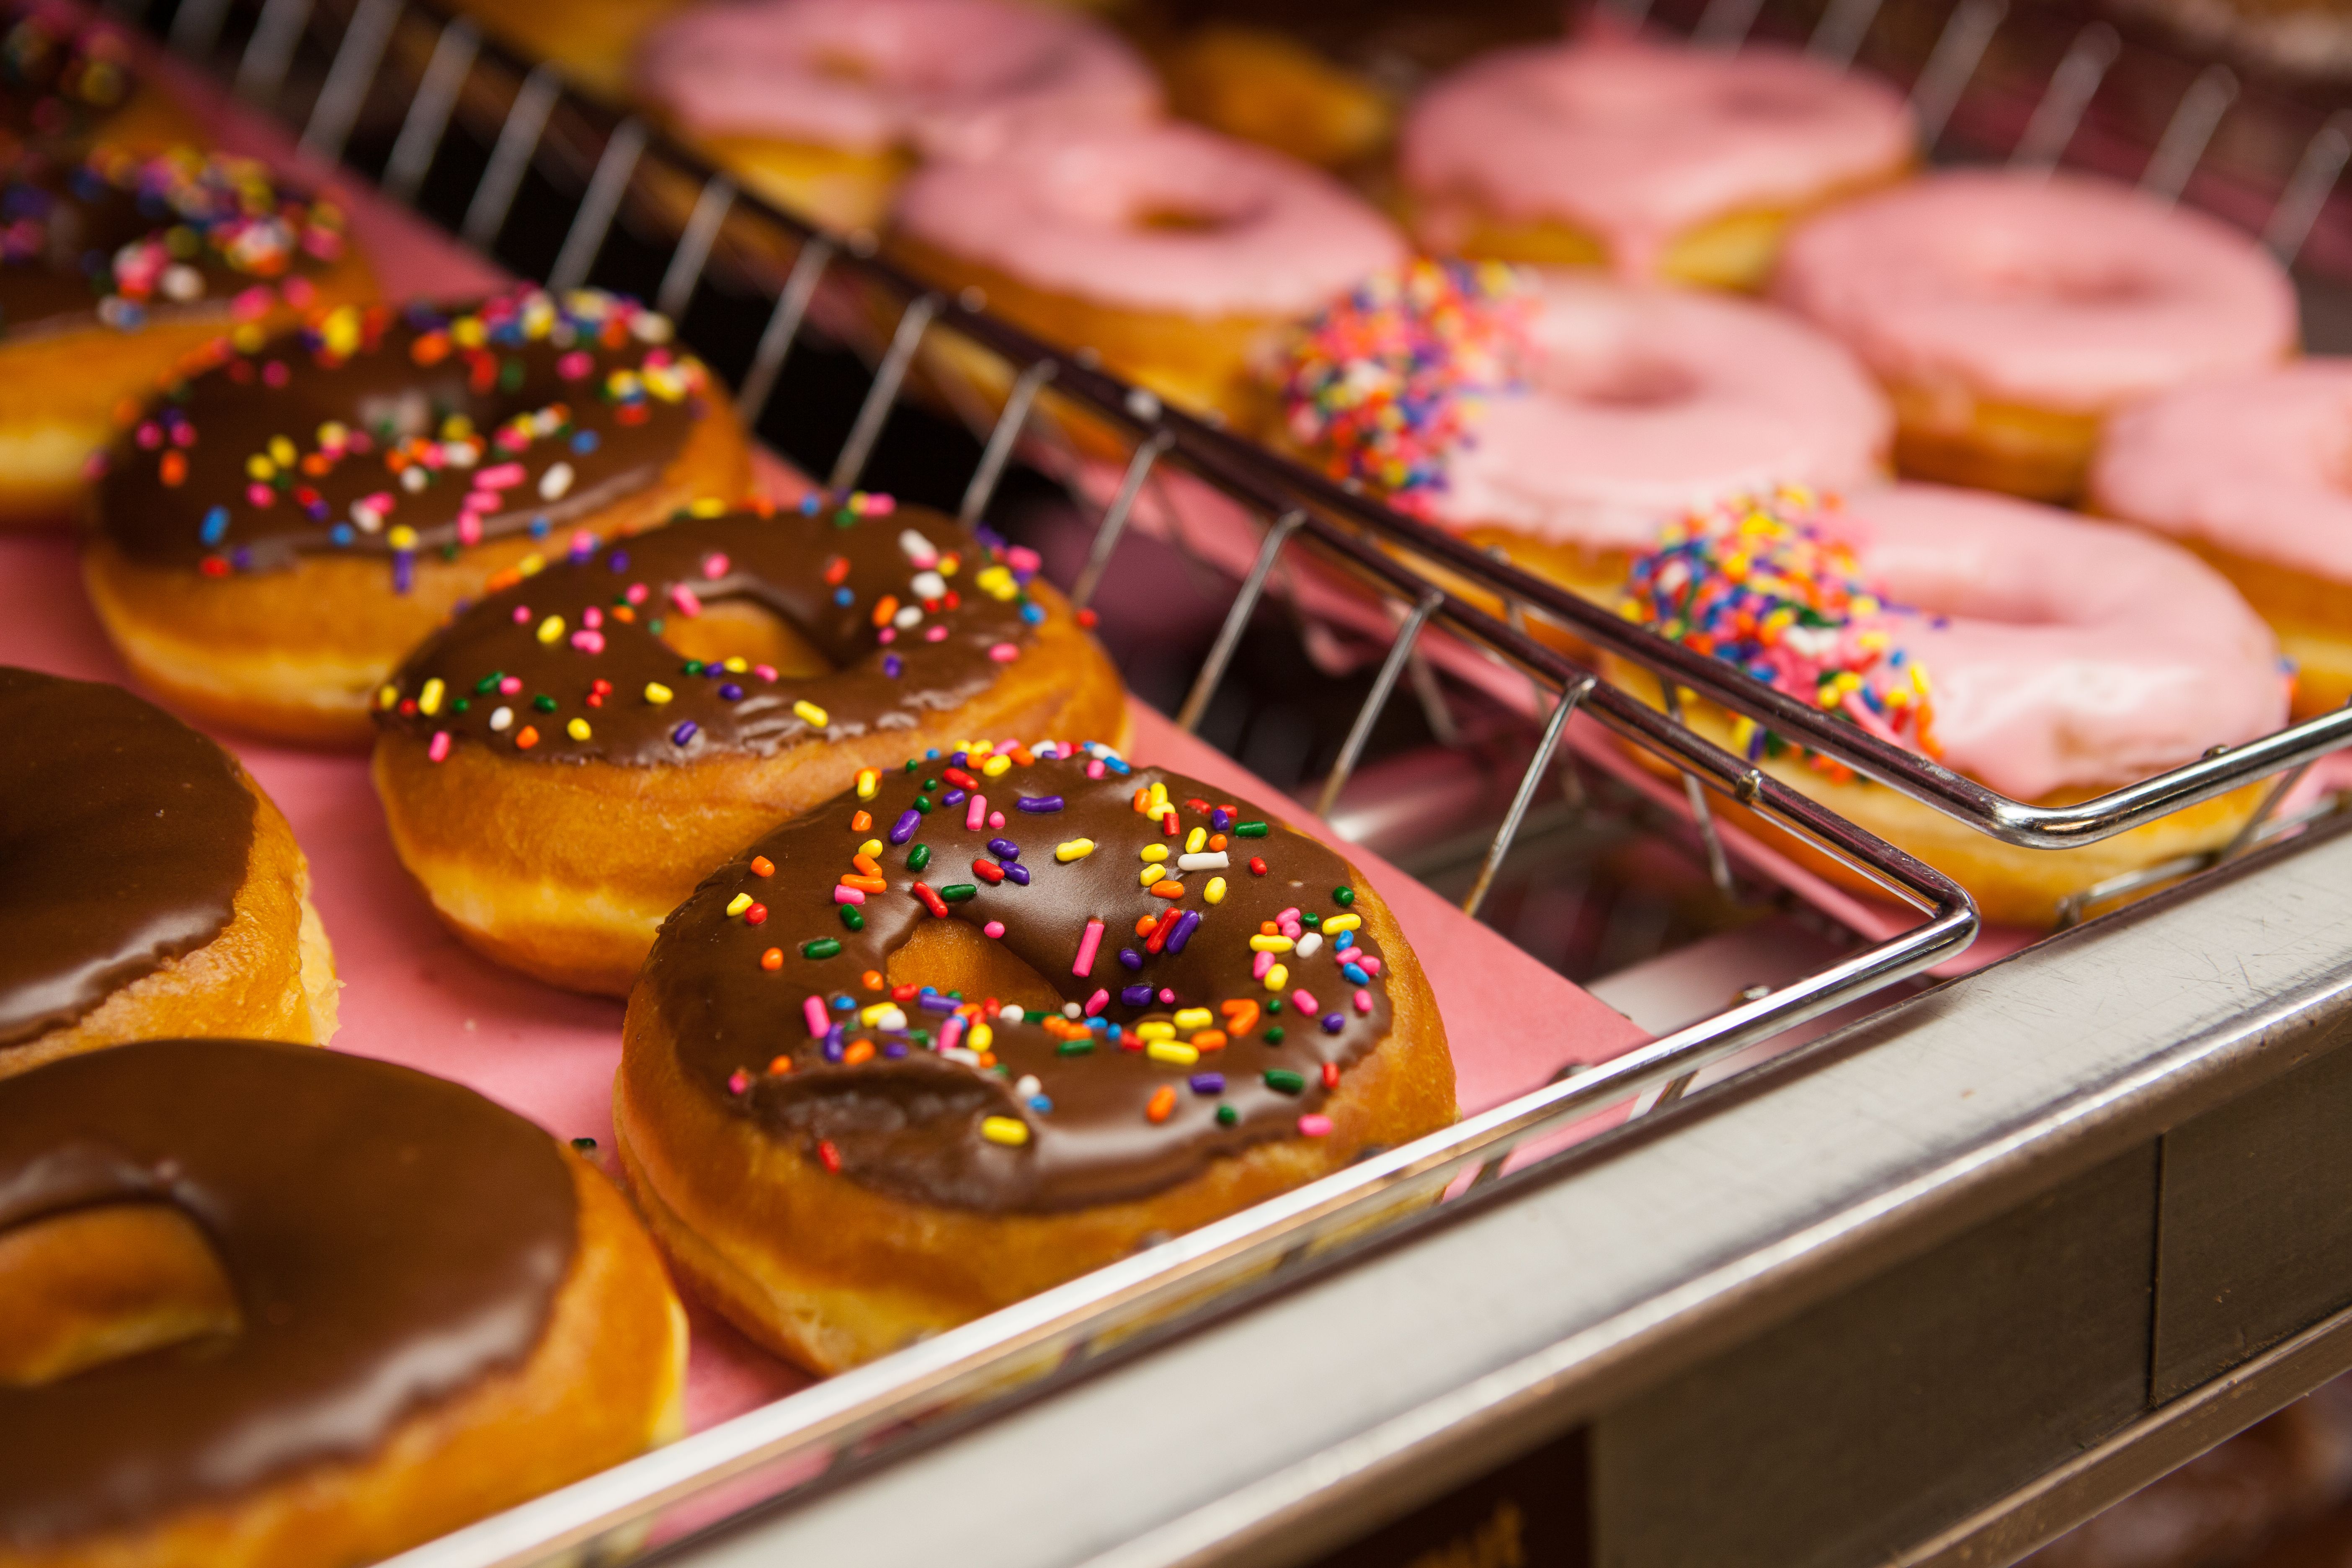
[370,581,1128,995]
[3,1155,686,1568]
[614,864,1451,1375]
[0,766,337,1082]
[80,384,753,748]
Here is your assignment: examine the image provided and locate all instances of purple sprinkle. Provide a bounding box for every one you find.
[987,838,1019,861]
[1163,909,1202,954]
[391,552,414,594]
[888,809,922,845]
[608,550,629,572]
[951,752,970,767]
[718,682,744,701]
[882,654,903,678]
[1016,795,1064,813]
[882,1041,909,1058]
[1189,1073,1225,1095]
[1120,984,1154,1006]
[1118,947,1142,971]
[1003,863,1031,886]
[1321,1012,1345,1034]
[1210,808,1233,831]
[822,1038,845,1063]
[942,789,967,806]
[825,1023,845,1047]
[670,720,698,746]
[917,993,958,1014]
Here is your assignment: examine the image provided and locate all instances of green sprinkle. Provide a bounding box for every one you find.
[450,697,470,713]
[1025,1008,1050,1023]
[801,938,843,959]
[913,796,933,813]
[647,618,665,634]
[474,671,502,694]
[532,694,557,712]
[1266,998,1283,1014]
[1215,1104,1238,1126]
[1235,821,1269,838]
[1301,913,1321,929]
[1264,1069,1306,1094]
[570,1136,598,1152]
[1056,1038,1094,1056]
[1264,1025,1285,1044]
[839,907,864,931]
[1334,886,1355,906]
[905,758,920,772]
[921,778,940,790]
[907,843,931,872]
[939,884,977,903]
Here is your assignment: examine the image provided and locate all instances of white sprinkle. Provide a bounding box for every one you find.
[999,1001,1024,1021]
[399,466,429,493]
[350,501,383,533]
[1176,851,1229,872]
[160,264,204,302]
[488,706,513,731]
[1296,931,1324,959]
[941,1047,983,1066]
[631,310,674,343]
[538,462,574,501]
[1061,1002,1083,1020]
[1014,1075,1042,1100]
[873,1007,908,1032]
[898,528,939,566]
[893,605,923,629]
[910,570,947,600]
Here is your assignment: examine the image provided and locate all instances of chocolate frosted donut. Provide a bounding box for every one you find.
[0,667,337,1079]
[0,1038,685,1566]
[0,1,196,157]
[616,748,1454,1372]
[369,496,1127,995]
[0,144,374,526]
[83,287,751,745]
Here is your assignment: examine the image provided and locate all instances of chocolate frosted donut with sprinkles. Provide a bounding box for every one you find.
[616,747,1454,1374]
[369,495,1126,995]
[81,286,751,745]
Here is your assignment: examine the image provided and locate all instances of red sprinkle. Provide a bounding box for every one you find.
[817,1139,842,1173]
[822,554,850,585]
[1248,856,1269,876]
[744,903,768,926]
[971,858,1005,884]
[890,983,920,1003]
[943,766,978,789]
[912,882,949,918]
[1322,1062,1340,1088]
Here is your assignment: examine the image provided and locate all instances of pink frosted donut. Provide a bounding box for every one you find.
[1773,169,2297,499]
[1277,262,1890,591]
[1399,32,1915,286]
[637,0,1160,161]
[2091,361,2352,714]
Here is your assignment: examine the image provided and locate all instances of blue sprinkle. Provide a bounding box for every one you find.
[986,838,1019,861]
[1104,757,1132,775]
[1120,984,1153,1006]
[832,995,856,1011]
[330,524,354,547]
[571,430,600,454]
[671,720,698,746]
[1189,1073,1225,1095]
[1342,962,1369,985]
[1003,863,1030,886]
[882,655,903,678]
[1019,603,1044,624]
[1321,1011,1346,1034]
[529,516,550,538]
[925,748,940,760]
[1118,947,1142,971]
[1017,795,1064,812]
[1029,1094,1053,1113]
[799,494,820,515]
[833,586,853,606]
[199,505,229,545]
[1334,930,1354,951]
[718,682,744,701]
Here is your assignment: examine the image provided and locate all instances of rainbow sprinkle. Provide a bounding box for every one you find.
[1619,488,1938,770]
[1275,258,1534,516]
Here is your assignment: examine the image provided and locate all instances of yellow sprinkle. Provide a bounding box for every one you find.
[1139,864,1165,887]
[417,678,445,716]
[855,769,879,799]
[1173,1007,1212,1031]
[722,656,748,673]
[794,700,830,727]
[1147,781,1168,809]
[1135,1021,1177,1041]
[1055,839,1095,862]
[859,1002,896,1026]
[1249,934,1294,953]
[689,496,728,518]
[971,1023,993,1052]
[1323,914,1362,934]
[1140,844,1168,862]
[859,838,883,859]
[1264,963,1289,992]
[387,525,419,551]
[1185,827,1206,854]
[245,454,274,480]
[980,1116,1029,1147]
[567,717,591,741]
[644,682,674,704]
[375,683,399,709]
[1205,877,1227,905]
[1148,1041,1200,1067]
[519,552,545,575]
[535,614,565,644]
[725,893,753,916]
[268,436,297,466]
[982,755,1013,777]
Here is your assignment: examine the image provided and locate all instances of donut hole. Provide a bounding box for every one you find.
[809,46,877,84]
[657,597,834,678]
[1132,205,1241,234]
[887,918,1065,1016]
[1541,353,1702,410]
[1968,257,2159,308]
[0,1203,241,1387]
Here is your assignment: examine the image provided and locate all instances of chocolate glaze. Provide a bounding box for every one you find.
[0,145,347,340]
[0,666,253,1048]
[639,752,1398,1212]
[0,1038,577,1550]
[0,1,140,150]
[376,501,1040,766]
[97,289,707,572]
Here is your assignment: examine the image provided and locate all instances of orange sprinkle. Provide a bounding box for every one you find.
[1209,833,1227,851]
[1191,1030,1228,1052]
[1259,921,1278,936]
[852,853,881,876]
[1146,1086,1176,1124]
[1133,787,1150,812]
[613,605,635,623]
[976,1051,996,1068]
[843,1039,875,1066]
[513,725,539,750]
[750,856,775,877]
[1220,998,1261,1035]
[760,947,783,971]
[851,810,872,832]
[861,969,885,991]
[840,874,886,893]
[870,594,900,628]
[159,451,187,487]
[1011,747,1035,766]
[1135,915,1159,937]
[1148,881,1185,900]
[766,1055,794,1074]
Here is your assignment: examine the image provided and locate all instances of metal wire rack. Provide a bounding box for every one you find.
[91,0,2352,1556]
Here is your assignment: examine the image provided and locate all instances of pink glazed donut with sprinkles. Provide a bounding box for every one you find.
[1612,484,2289,925]
[1772,168,2297,502]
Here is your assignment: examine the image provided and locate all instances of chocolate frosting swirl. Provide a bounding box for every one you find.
[375,500,1042,766]
[638,750,1399,1212]
[95,289,708,574]
[0,1038,577,1550]
[0,667,253,1050]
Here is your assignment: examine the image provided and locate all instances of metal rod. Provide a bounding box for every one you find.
[2264,113,2352,264]
[546,117,647,294]
[167,0,234,57]
[1462,679,1589,921]
[2220,758,2317,862]
[1908,0,2007,152]
[2141,64,2238,205]
[1176,510,1305,734]
[1808,0,1888,69]
[1069,431,1171,611]
[828,293,940,494]
[1659,678,1736,896]
[2010,23,2119,171]
[1405,648,1464,749]
[232,0,312,103]
[299,0,403,162]
[1692,0,1768,50]
[1650,1069,1702,1109]
[460,62,561,250]
[382,18,478,205]
[1317,593,1442,823]
[958,359,1057,526]
[654,173,735,320]
[734,237,834,428]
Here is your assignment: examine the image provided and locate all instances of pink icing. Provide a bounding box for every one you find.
[1400,34,1914,279]
[1833,484,2285,798]
[636,0,1160,160]
[890,121,1408,319]
[1773,169,2297,414]
[1434,275,1889,548]
[2092,360,2352,583]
